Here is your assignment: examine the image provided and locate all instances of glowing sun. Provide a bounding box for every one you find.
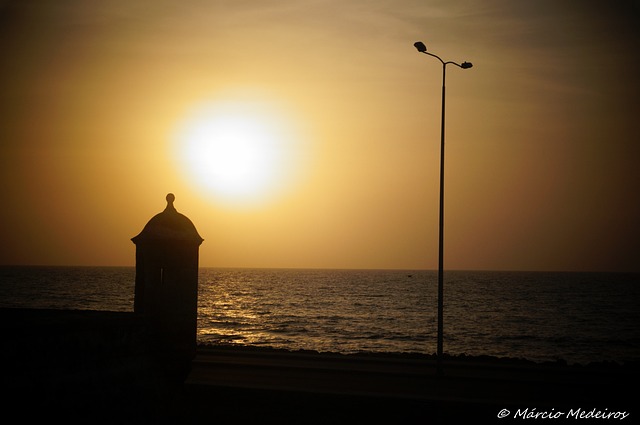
[175,99,300,205]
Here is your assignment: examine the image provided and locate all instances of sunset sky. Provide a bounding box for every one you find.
[1,0,638,272]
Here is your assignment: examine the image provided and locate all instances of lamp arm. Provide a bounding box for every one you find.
[420,52,471,70]
[420,50,445,65]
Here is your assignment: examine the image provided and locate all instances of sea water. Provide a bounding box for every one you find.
[1,266,638,365]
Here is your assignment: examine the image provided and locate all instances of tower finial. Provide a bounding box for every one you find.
[166,193,176,211]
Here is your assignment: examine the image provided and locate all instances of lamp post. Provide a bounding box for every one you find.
[413,41,472,373]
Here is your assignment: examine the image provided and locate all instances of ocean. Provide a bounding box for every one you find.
[1,266,638,365]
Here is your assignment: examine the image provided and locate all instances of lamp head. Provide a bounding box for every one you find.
[413,41,427,53]
[461,61,473,69]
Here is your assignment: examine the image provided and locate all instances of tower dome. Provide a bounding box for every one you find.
[131,193,203,245]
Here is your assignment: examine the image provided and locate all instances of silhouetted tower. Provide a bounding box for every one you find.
[132,193,203,359]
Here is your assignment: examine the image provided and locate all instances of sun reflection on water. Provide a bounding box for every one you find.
[196,268,432,353]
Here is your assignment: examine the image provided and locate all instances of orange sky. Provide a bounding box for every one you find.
[1,0,639,272]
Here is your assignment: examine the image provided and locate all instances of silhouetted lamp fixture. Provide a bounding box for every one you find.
[414,41,427,53]
[413,41,473,372]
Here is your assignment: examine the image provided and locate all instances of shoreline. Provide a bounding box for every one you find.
[197,341,639,369]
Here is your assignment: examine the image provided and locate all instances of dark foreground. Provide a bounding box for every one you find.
[1,308,637,424]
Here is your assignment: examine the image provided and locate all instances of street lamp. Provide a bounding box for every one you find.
[414,41,472,372]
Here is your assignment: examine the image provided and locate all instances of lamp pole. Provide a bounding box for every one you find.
[413,41,472,373]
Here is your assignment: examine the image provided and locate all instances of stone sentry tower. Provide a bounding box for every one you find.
[132,193,203,359]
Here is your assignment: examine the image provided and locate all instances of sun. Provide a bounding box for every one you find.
[174,99,301,206]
